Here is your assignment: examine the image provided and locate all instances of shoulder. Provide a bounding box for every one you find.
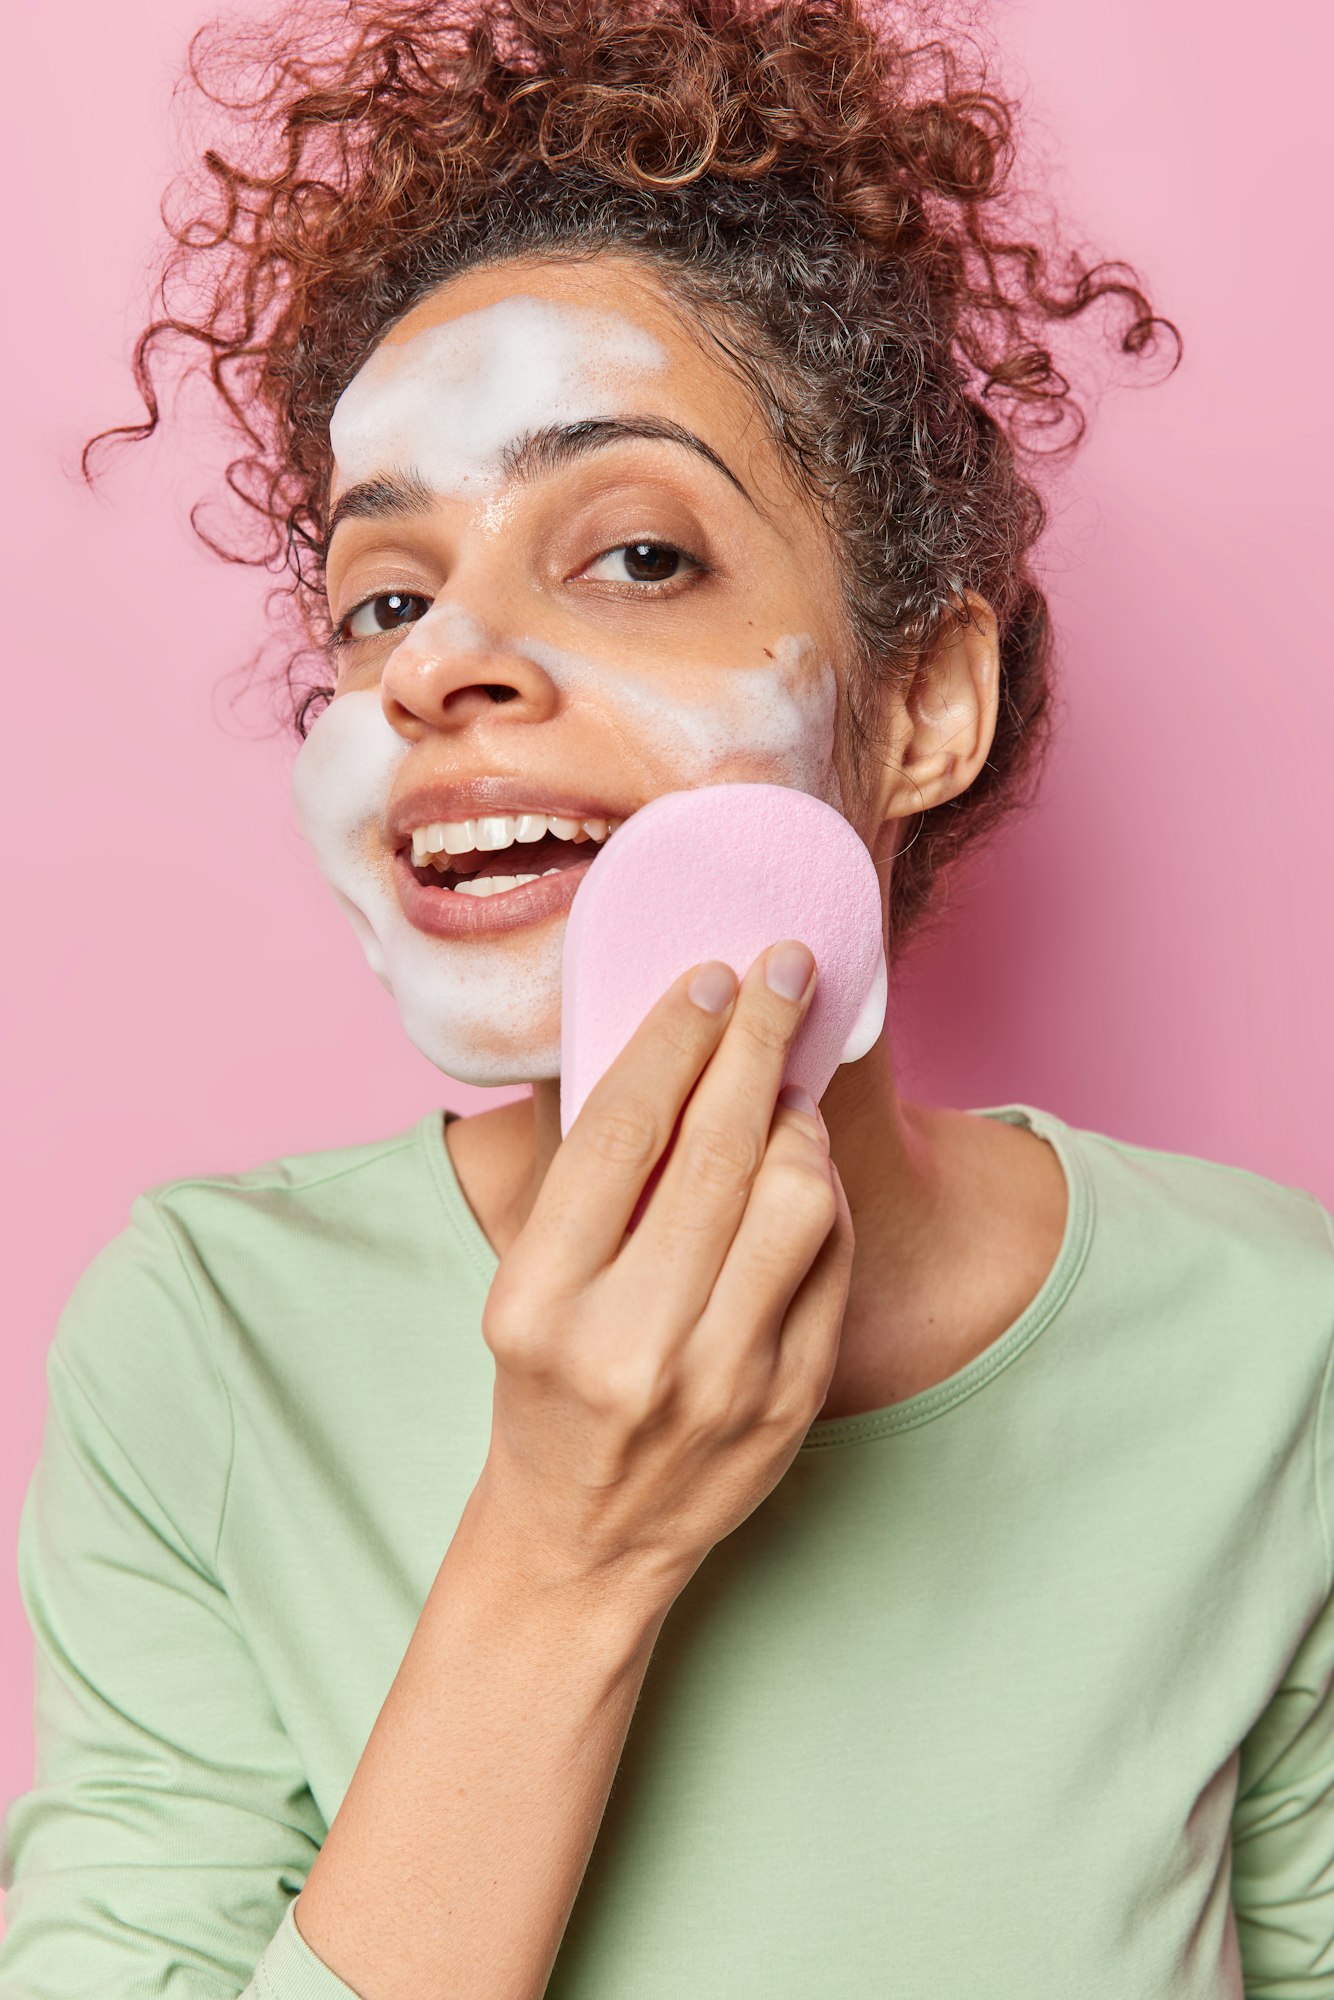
[1018,1101,1334,1399]
[1009,1107,1334,1593]
[979,1100,1332,1279]
[1061,1110,1332,1288]
[49,1115,446,1467]
[144,1114,438,1249]
[159,1108,456,1302]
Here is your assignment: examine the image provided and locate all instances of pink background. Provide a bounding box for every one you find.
[2,0,1330,1870]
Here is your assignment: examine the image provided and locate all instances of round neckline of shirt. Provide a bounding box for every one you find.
[798,1102,1095,1447]
[420,1107,507,1289]
[418,1098,1095,1449]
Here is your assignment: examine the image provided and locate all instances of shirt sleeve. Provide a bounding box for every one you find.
[1232,1584,1334,1996]
[0,1194,359,1999]
[1232,1229,1334,1999]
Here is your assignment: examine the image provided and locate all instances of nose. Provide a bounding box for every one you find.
[379,598,561,739]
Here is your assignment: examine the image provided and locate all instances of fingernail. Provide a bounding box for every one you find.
[766,940,816,1002]
[688,961,737,1013]
[778,1082,818,1117]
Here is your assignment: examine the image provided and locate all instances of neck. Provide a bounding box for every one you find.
[454,1018,1065,1424]
[504,1029,948,1346]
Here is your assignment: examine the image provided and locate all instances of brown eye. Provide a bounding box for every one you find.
[622,541,681,582]
[340,591,431,642]
[584,541,697,586]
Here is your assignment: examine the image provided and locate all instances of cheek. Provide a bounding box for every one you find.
[289,688,567,1084]
[520,633,844,802]
[649,639,844,807]
[291,694,405,866]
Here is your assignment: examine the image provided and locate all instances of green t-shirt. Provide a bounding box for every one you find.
[2,1102,1333,1998]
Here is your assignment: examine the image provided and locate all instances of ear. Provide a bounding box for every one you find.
[871,591,1000,831]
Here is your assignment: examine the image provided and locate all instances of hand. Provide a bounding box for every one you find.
[473,941,854,1610]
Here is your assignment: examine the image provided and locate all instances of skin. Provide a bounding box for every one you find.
[320,251,1068,1423]
[301,277,854,1082]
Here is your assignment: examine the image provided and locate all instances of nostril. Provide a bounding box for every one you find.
[483,686,519,703]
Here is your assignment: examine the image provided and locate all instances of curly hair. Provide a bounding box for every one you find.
[91,0,1179,950]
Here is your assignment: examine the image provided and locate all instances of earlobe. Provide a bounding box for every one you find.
[880,592,1000,819]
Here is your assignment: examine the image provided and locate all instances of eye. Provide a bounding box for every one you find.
[582,540,700,587]
[337,591,432,644]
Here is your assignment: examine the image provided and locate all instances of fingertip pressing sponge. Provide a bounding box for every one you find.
[560,782,887,1138]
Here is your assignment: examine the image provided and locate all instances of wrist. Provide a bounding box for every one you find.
[440,1471,678,1670]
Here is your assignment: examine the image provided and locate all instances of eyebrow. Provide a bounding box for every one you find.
[324,415,755,545]
[502,417,755,505]
[325,470,438,545]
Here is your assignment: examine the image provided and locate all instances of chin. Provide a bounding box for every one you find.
[402,1018,562,1089]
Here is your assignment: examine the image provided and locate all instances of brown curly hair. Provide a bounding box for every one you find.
[92,0,1179,950]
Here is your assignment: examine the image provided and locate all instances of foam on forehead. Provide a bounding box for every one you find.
[330,295,670,495]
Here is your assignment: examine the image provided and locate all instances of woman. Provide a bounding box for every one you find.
[3,1,1331,1995]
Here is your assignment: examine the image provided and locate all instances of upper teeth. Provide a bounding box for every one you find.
[409,812,621,865]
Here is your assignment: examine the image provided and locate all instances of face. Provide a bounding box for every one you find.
[291,253,867,1085]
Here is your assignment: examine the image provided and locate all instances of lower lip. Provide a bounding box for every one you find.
[393,849,595,937]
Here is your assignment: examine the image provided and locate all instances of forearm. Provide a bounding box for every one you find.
[292,1478,671,2000]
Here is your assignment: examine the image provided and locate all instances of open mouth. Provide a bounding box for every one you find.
[404,824,611,896]
[391,810,624,934]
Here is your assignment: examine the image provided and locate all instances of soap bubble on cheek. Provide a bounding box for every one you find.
[332,879,391,986]
[517,629,844,806]
[289,692,408,900]
[286,613,846,1084]
[289,690,564,1085]
[768,635,844,811]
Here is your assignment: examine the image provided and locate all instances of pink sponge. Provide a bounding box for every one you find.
[560,782,887,1138]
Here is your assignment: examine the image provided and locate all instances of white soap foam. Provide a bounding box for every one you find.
[290,629,846,1087]
[330,295,669,497]
[298,293,853,1084]
[511,630,845,809]
[290,689,567,1083]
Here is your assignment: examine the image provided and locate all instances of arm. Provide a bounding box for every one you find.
[294,944,851,2000]
[5,948,847,1998]
[1232,1204,1334,1996]
[0,1199,336,1998]
[0,1198,663,2000]
[291,1480,669,2000]
[1232,1577,1334,1996]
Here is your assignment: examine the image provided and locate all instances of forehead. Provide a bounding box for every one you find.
[327,255,776,503]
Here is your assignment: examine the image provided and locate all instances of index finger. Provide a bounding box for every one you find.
[506,960,739,1295]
